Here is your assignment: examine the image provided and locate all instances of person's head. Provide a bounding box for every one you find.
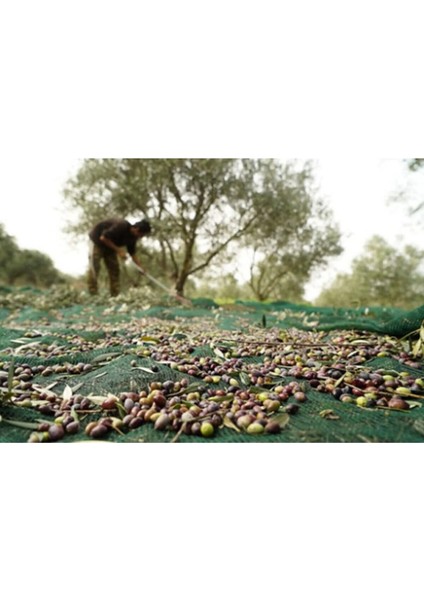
[131,219,152,237]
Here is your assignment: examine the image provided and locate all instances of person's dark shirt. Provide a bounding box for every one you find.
[89,219,137,256]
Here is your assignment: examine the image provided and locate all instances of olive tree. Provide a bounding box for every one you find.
[408,159,424,171]
[242,161,342,301]
[0,223,64,287]
[388,159,424,219]
[316,235,424,308]
[0,224,19,283]
[64,159,342,298]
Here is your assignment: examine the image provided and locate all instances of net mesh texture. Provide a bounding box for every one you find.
[1,292,424,443]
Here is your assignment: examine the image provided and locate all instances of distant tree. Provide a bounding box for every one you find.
[407,158,424,171]
[244,161,342,301]
[316,235,424,308]
[190,272,252,301]
[64,159,342,298]
[0,224,19,282]
[248,255,308,302]
[389,159,424,218]
[8,250,65,287]
[0,223,64,287]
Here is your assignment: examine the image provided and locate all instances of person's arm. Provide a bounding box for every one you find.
[99,234,127,258]
[130,253,146,274]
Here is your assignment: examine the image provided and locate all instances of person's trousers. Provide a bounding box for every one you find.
[88,242,120,296]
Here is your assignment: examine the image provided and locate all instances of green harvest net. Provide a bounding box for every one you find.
[1,291,424,443]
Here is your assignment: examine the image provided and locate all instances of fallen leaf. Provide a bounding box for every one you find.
[319,409,340,420]
[268,413,290,428]
[223,416,241,432]
[412,419,424,436]
[62,385,73,402]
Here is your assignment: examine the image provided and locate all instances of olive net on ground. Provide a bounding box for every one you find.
[1,297,424,443]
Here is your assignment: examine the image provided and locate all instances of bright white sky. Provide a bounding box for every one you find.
[1,157,423,301]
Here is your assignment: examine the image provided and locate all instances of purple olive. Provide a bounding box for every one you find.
[265,421,281,434]
[48,424,65,441]
[90,424,108,438]
[66,421,80,434]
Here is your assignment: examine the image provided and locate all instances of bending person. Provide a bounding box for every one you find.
[88,217,151,296]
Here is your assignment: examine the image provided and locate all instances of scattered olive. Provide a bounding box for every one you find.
[154,414,171,430]
[102,397,117,410]
[48,424,65,441]
[90,424,109,438]
[66,421,80,434]
[183,418,197,434]
[387,397,409,410]
[264,421,281,434]
[85,422,98,436]
[200,421,214,437]
[246,422,264,434]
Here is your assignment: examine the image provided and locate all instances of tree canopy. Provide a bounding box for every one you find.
[0,223,65,287]
[407,158,424,171]
[391,159,424,218]
[64,159,342,298]
[316,235,424,308]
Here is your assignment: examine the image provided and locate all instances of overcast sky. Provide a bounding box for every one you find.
[1,157,423,301]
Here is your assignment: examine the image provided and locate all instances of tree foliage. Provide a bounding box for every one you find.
[188,272,252,301]
[316,235,424,308]
[0,223,65,287]
[243,161,342,300]
[64,159,342,298]
[393,159,424,217]
[407,158,424,171]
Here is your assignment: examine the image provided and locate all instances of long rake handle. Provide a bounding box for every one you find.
[133,264,191,306]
